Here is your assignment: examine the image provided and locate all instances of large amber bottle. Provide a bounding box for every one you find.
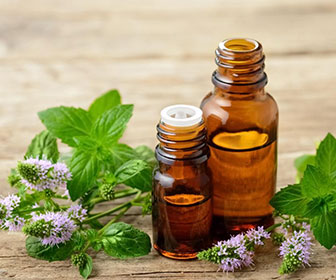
[200,38,278,239]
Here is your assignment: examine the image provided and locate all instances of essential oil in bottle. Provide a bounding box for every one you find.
[200,38,279,239]
[152,105,212,260]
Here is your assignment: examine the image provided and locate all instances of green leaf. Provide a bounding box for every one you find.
[326,193,336,212]
[316,133,336,178]
[67,150,100,201]
[294,154,315,182]
[73,136,99,152]
[26,236,73,261]
[25,130,59,162]
[38,106,93,147]
[301,165,336,198]
[106,143,137,172]
[71,231,86,251]
[270,184,309,216]
[85,229,103,252]
[135,145,157,168]
[302,197,324,218]
[311,212,336,249]
[115,159,152,192]
[101,222,151,259]
[88,89,121,120]
[79,253,93,279]
[92,105,133,146]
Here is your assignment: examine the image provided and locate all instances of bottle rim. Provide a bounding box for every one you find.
[160,104,203,127]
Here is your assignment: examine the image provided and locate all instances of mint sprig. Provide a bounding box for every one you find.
[271,133,336,249]
[3,89,155,279]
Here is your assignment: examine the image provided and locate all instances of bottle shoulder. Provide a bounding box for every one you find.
[201,90,278,134]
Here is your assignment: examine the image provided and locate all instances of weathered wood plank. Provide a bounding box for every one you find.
[0,0,336,59]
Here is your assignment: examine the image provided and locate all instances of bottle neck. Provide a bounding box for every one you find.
[212,38,268,94]
[156,121,209,162]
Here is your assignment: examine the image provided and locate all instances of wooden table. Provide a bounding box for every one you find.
[0,0,335,279]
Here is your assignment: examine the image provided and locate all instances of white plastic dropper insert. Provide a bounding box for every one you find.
[160,104,203,127]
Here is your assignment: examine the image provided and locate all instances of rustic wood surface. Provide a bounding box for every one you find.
[0,0,336,279]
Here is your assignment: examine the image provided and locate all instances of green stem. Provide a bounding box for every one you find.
[266,223,282,232]
[98,204,132,235]
[52,194,69,200]
[18,207,44,214]
[85,189,139,206]
[82,201,132,224]
[18,205,68,215]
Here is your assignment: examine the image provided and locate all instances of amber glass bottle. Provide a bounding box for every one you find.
[152,105,212,260]
[200,38,278,239]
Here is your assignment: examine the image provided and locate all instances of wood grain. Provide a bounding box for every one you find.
[0,0,335,279]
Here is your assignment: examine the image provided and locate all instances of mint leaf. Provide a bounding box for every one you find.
[73,136,99,152]
[311,212,336,249]
[26,236,73,261]
[106,143,137,172]
[71,231,86,251]
[303,197,325,218]
[294,154,315,182]
[101,222,151,259]
[25,130,59,162]
[270,184,309,216]
[115,160,152,192]
[135,145,156,168]
[88,89,121,120]
[38,106,93,147]
[67,150,99,201]
[316,133,336,178]
[301,165,335,198]
[79,253,93,279]
[92,105,133,146]
[326,193,336,211]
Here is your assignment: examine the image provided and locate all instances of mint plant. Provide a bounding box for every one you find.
[271,133,336,249]
[198,132,336,275]
[2,90,155,279]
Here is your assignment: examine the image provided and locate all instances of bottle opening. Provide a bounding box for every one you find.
[220,38,259,53]
[160,105,203,127]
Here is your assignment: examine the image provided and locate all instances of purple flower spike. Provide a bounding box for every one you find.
[279,224,312,266]
[31,212,77,246]
[67,205,87,222]
[246,226,271,245]
[19,157,72,192]
[3,216,25,232]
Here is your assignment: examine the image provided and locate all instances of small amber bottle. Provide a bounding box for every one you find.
[200,38,278,239]
[152,105,212,260]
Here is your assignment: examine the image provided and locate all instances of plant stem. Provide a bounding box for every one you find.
[82,201,132,224]
[18,205,68,214]
[85,189,139,206]
[98,204,132,235]
[266,223,282,232]
[52,194,69,200]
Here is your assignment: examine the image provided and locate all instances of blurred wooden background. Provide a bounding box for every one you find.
[0,0,336,279]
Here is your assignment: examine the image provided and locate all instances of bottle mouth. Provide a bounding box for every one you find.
[219,38,259,53]
[160,104,203,127]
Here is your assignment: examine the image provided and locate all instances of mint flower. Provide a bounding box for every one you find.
[0,194,24,231]
[67,205,87,222]
[71,252,87,268]
[18,158,71,192]
[198,226,270,272]
[3,216,25,231]
[279,223,313,274]
[217,233,254,272]
[0,194,20,217]
[246,226,271,245]
[100,183,115,200]
[23,212,76,246]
